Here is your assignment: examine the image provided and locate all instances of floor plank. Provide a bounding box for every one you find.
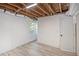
[0,42,76,56]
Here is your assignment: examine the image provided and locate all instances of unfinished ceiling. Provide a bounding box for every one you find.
[0,3,69,19]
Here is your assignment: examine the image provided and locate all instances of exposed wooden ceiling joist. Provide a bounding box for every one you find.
[36,4,49,16]
[0,3,69,19]
[45,3,55,15]
[30,8,45,16]
[59,3,62,13]
[8,3,36,18]
[0,4,17,11]
[21,3,40,17]
[2,4,35,18]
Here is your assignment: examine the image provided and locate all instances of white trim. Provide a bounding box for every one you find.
[73,10,79,55]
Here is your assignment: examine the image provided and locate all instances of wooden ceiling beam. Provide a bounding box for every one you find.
[45,3,55,15]
[21,3,39,17]
[59,3,62,13]
[48,3,55,14]
[36,4,49,15]
[0,4,34,18]
[0,3,69,18]
[22,4,45,16]
[8,3,38,18]
[16,8,21,12]
[8,3,36,18]
[30,9,45,16]
[0,4,17,11]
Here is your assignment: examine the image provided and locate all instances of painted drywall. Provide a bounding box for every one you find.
[0,10,34,54]
[38,15,60,48]
[37,14,74,52]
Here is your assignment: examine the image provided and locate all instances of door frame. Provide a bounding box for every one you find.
[73,11,79,55]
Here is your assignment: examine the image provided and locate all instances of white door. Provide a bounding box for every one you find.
[60,17,74,52]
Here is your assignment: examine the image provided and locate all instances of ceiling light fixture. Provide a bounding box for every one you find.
[27,3,37,8]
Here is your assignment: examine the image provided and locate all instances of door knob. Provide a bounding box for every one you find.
[60,34,63,37]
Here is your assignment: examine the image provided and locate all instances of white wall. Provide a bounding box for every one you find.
[38,14,74,51]
[0,10,34,54]
[38,15,60,48]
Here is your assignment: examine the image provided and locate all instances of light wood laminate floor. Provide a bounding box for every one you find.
[0,42,76,56]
